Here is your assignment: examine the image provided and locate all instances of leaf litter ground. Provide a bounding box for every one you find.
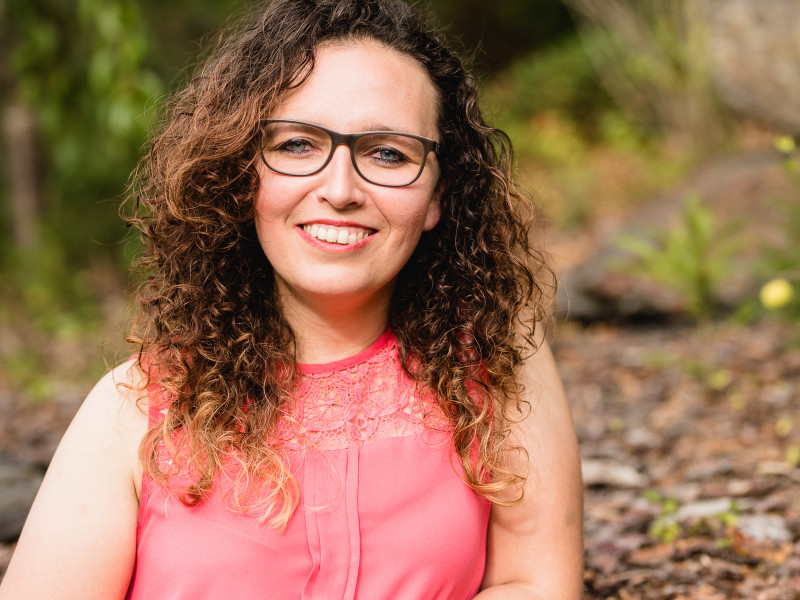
[554,320,800,599]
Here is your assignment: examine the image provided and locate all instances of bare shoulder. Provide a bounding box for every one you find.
[63,359,150,487]
[0,359,149,600]
[84,359,150,448]
[479,331,584,599]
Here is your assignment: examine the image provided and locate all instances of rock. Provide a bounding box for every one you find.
[582,457,649,488]
[708,0,800,134]
[737,514,793,545]
[685,458,734,482]
[757,461,800,483]
[0,458,43,542]
[557,259,686,322]
[624,426,661,451]
[676,497,738,520]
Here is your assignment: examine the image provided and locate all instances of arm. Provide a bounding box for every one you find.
[0,361,148,600]
[477,337,584,600]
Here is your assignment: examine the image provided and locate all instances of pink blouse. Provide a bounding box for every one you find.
[127,329,490,599]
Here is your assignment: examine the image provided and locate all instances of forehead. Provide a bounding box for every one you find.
[271,39,440,137]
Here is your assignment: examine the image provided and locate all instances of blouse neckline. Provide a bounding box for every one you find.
[297,328,395,375]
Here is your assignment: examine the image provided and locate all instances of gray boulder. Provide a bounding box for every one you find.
[708,0,800,134]
[0,458,43,542]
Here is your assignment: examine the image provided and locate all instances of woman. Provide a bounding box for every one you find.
[0,0,583,598]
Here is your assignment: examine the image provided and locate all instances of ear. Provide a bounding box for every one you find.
[423,180,446,231]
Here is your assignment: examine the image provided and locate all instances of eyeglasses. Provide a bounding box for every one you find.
[260,119,440,187]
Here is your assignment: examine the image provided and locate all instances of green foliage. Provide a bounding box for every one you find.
[3,0,163,260]
[3,348,54,404]
[616,194,741,321]
[3,240,104,339]
[727,138,800,327]
[644,490,741,546]
[482,31,640,163]
[643,490,681,543]
[479,29,686,232]
[0,0,163,390]
[484,33,612,129]
[562,0,727,154]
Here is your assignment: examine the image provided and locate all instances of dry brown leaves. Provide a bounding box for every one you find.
[554,320,800,599]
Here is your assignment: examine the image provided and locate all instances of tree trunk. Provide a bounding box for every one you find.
[3,98,40,250]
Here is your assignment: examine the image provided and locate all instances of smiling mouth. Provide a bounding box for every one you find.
[302,223,374,245]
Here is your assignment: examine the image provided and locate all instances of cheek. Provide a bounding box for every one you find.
[254,180,300,226]
[386,198,440,248]
[253,188,289,254]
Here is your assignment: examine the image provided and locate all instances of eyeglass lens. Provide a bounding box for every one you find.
[262,121,430,187]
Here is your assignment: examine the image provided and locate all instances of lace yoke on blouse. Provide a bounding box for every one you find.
[276,329,451,453]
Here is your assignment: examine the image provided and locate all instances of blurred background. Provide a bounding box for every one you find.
[1,0,799,596]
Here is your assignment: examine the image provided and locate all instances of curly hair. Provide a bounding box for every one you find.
[125,0,553,529]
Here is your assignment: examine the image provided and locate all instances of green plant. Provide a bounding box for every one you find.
[481,31,645,164]
[616,194,741,321]
[696,501,741,549]
[561,0,729,155]
[644,491,742,546]
[643,490,681,543]
[2,0,163,266]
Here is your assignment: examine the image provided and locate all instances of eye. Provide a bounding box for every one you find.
[368,146,407,166]
[276,137,315,155]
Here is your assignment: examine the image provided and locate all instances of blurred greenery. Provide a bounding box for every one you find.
[1,0,236,397]
[616,195,743,322]
[4,0,159,254]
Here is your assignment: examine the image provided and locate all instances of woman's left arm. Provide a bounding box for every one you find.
[477,337,584,600]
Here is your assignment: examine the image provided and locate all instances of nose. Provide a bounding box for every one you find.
[316,144,365,208]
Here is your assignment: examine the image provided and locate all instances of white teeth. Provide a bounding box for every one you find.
[302,224,370,245]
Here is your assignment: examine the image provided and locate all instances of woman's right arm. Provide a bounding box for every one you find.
[0,360,148,600]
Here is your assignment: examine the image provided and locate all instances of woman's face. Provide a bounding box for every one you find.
[254,39,442,313]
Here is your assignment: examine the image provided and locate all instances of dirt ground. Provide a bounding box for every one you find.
[1,317,799,597]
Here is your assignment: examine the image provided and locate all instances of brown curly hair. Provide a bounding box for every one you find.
[125,0,553,529]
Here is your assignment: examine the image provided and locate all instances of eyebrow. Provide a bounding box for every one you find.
[274,118,430,138]
[358,122,412,133]
[318,120,419,135]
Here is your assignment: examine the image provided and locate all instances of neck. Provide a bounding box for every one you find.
[278,287,392,364]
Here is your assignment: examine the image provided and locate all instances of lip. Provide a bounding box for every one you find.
[299,218,374,229]
[295,224,375,252]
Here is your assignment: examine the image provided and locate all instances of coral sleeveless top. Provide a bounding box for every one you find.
[126,329,491,600]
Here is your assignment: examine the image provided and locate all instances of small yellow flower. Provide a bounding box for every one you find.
[776,414,794,437]
[760,278,793,310]
[774,135,797,154]
[708,369,732,391]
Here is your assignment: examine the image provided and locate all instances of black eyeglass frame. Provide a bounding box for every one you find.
[259,119,441,188]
